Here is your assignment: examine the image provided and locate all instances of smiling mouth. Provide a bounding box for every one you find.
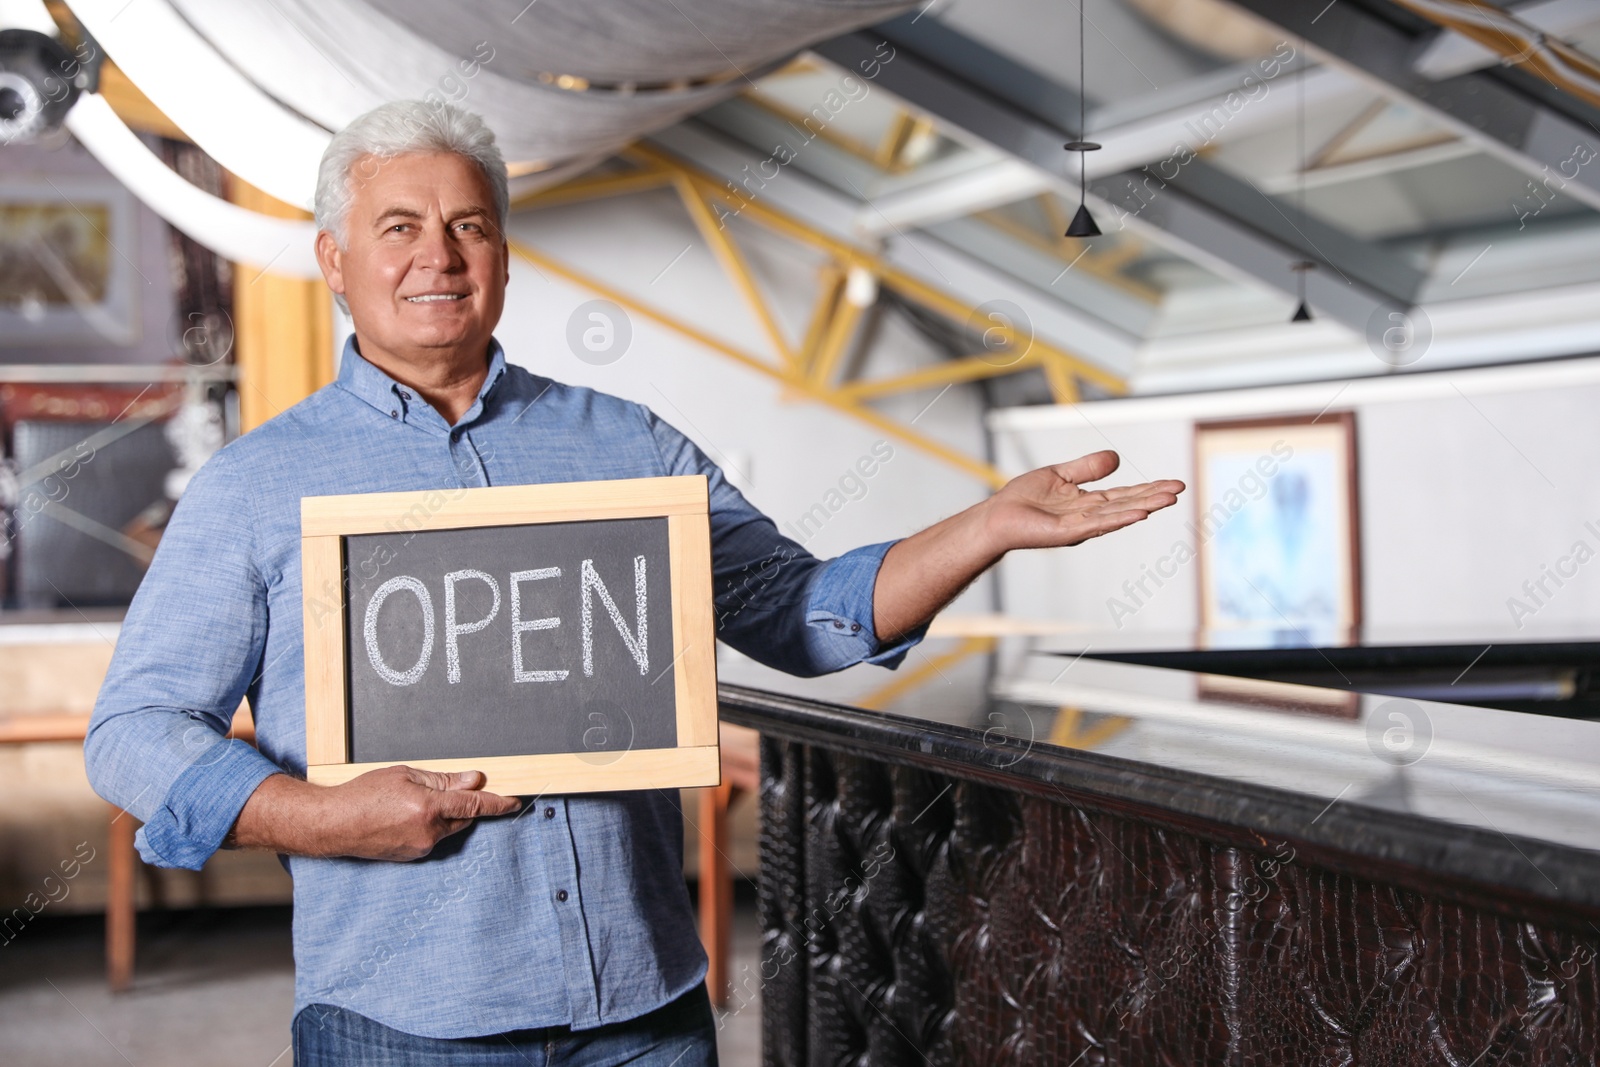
[405,293,467,303]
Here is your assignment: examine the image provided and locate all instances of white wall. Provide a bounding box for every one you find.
[990,358,1600,641]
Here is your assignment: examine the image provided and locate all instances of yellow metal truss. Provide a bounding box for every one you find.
[509,146,1127,489]
[853,640,1130,750]
[854,636,996,711]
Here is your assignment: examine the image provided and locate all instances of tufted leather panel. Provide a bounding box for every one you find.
[761,736,812,1067]
[759,741,1600,1066]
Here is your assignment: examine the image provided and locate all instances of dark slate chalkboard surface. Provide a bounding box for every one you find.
[343,516,676,764]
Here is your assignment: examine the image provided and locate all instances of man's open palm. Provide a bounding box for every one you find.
[989,450,1185,550]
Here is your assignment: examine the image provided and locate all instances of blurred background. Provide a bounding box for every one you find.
[2,0,1598,1062]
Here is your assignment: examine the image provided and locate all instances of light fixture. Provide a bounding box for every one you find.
[1064,198,1100,238]
[1063,0,1100,238]
[50,0,329,208]
[4,0,319,276]
[1290,35,1314,323]
[1290,260,1315,321]
[0,29,89,143]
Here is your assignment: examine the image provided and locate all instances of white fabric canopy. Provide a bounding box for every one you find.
[92,0,916,207]
[13,0,914,276]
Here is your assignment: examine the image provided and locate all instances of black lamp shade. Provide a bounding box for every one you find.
[1065,203,1101,238]
[1292,300,1313,322]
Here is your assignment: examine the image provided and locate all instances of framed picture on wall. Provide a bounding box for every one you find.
[0,177,140,346]
[1194,413,1360,648]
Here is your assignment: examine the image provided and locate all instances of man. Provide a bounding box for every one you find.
[86,100,1182,1065]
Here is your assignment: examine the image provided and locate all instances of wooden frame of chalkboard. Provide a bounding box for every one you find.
[299,475,719,796]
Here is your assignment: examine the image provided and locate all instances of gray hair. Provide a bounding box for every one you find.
[314,100,510,253]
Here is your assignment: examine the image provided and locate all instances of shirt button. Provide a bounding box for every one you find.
[556,889,569,902]
[833,620,845,629]
[544,807,555,819]
[389,409,398,418]
[400,390,412,401]
[850,623,861,633]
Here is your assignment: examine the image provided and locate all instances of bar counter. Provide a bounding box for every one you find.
[717,645,1600,1065]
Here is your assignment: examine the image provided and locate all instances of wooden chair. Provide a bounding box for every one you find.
[0,707,254,991]
[698,721,760,1007]
[0,712,135,989]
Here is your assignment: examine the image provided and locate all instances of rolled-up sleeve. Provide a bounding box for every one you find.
[646,410,928,677]
[85,447,283,870]
[801,538,929,670]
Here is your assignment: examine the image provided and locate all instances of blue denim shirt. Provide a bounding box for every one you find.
[85,337,925,1038]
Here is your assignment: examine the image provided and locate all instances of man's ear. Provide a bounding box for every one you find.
[315,230,346,299]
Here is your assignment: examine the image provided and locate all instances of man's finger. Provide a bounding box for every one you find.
[1082,508,1149,538]
[1062,500,1158,534]
[1108,489,1181,514]
[1084,485,1181,513]
[402,766,461,792]
[402,767,490,793]
[433,787,521,821]
[1048,450,1119,486]
[1101,479,1186,502]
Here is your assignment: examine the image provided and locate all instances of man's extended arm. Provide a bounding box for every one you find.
[871,450,1184,642]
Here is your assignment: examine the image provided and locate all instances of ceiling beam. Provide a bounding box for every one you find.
[1258,138,1477,193]
[1216,0,1600,213]
[690,96,1157,338]
[1082,65,1357,180]
[1391,0,1600,111]
[1412,0,1600,81]
[645,121,1143,377]
[851,157,1051,234]
[811,21,1416,330]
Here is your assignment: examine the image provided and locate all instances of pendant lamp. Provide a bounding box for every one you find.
[1290,37,1314,322]
[1063,0,1100,238]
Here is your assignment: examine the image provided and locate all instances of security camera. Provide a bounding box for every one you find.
[0,28,97,145]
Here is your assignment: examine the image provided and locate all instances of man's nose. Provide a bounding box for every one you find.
[415,224,462,270]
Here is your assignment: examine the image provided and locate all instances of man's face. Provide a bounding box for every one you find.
[316,151,509,362]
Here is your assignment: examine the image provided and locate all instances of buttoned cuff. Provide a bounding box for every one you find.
[806,539,930,671]
[135,740,283,870]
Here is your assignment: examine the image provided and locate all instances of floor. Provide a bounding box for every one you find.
[0,889,762,1066]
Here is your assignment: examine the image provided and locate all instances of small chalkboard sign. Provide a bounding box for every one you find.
[300,476,719,795]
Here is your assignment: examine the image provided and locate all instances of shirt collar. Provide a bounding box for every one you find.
[335,335,508,430]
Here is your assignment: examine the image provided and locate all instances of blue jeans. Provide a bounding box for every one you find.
[292,984,719,1066]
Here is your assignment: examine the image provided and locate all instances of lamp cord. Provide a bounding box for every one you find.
[1079,0,1088,202]
[1297,36,1309,307]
